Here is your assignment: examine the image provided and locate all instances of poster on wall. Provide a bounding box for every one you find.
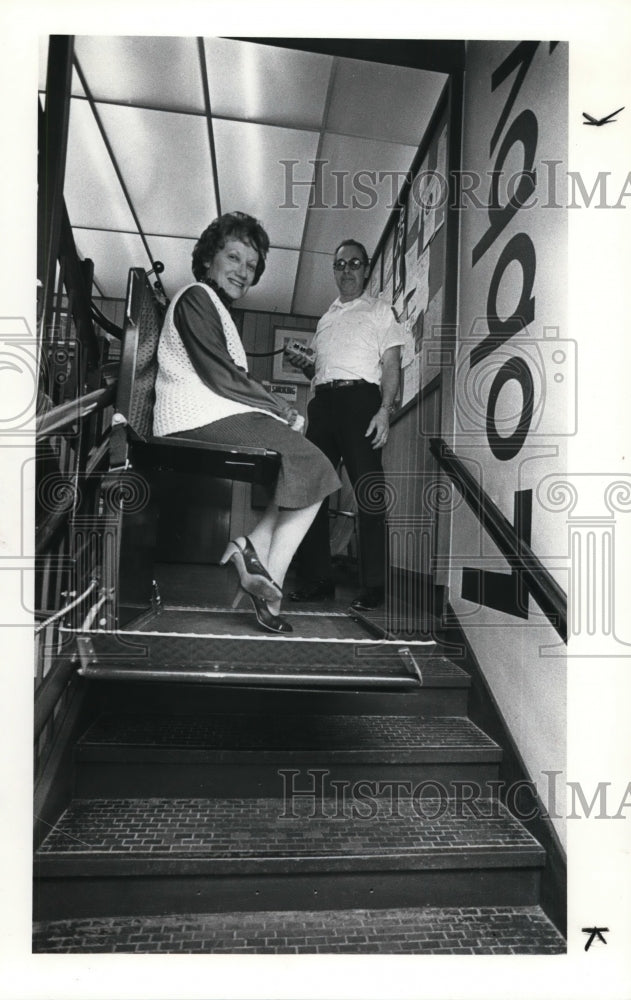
[421,170,445,249]
[369,256,382,297]
[420,286,443,385]
[407,168,422,257]
[381,228,394,304]
[391,204,407,303]
[436,123,448,187]
[261,381,297,403]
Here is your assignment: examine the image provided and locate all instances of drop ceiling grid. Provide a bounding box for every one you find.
[211,118,320,250]
[94,102,218,240]
[64,98,137,234]
[43,37,447,311]
[73,229,151,299]
[72,36,205,113]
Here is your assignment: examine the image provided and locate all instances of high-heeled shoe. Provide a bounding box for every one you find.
[247,591,293,634]
[219,536,281,601]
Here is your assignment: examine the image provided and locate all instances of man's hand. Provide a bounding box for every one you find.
[365,406,390,449]
[285,352,315,380]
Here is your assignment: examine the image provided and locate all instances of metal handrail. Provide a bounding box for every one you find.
[429,436,567,642]
[36,384,116,439]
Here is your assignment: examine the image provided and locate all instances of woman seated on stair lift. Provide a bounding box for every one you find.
[153,211,340,635]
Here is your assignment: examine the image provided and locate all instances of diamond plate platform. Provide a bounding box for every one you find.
[69,607,459,689]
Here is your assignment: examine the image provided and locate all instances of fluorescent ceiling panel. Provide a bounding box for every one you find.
[204,38,332,129]
[96,103,217,238]
[213,119,319,249]
[143,235,197,299]
[74,228,150,299]
[64,99,137,232]
[301,132,418,255]
[233,248,299,315]
[292,249,339,319]
[145,237,299,314]
[73,36,204,113]
[328,59,447,144]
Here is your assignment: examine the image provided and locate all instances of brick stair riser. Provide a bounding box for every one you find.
[74,759,502,799]
[34,866,542,922]
[95,682,470,718]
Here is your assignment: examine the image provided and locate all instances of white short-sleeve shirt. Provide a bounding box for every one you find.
[311,292,404,386]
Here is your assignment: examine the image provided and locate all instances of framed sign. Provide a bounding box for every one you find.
[271,327,313,383]
[262,380,298,403]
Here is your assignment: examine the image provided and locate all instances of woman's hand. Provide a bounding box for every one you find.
[278,405,304,431]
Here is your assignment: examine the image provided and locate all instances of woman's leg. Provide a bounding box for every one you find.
[266,501,322,594]
[230,501,320,617]
[240,502,279,567]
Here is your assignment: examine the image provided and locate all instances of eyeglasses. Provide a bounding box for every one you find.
[333,257,366,272]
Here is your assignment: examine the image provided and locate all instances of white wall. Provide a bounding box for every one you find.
[448,41,568,846]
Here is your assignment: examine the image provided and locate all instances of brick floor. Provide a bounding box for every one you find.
[33,904,565,953]
[37,796,541,858]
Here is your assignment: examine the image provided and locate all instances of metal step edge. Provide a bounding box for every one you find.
[35,846,547,877]
[76,665,420,688]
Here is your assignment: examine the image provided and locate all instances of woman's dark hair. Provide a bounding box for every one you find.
[192,211,270,285]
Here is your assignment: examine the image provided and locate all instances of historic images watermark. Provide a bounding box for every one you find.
[279,160,631,213]
[277,768,631,823]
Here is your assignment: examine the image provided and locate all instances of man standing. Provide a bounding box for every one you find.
[288,239,404,610]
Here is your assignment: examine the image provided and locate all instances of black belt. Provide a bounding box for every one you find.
[315,379,370,392]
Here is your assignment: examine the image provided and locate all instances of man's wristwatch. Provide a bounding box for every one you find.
[380,403,395,415]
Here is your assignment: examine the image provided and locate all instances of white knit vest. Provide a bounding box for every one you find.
[153,282,273,437]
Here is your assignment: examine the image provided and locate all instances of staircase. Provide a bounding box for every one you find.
[33,612,566,954]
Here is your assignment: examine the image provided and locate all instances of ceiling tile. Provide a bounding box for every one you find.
[328,58,447,144]
[301,132,418,256]
[73,36,204,113]
[96,103,217,238]
[45,37,445,316]
[142,235,197,299]
[212,119,319,249]
[74,228,151,299]
[204,38,332,129]
[64,99,137,232]
[292,250,339,319]
[233,248,299,315]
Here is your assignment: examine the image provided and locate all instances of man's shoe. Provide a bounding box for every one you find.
[289,579,335,602]
[351,587,384,611]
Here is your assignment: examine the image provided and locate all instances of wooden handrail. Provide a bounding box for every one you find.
[429,437,567,642]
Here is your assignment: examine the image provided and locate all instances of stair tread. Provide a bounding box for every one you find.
[78,713,502,761]
[37,796,544,871]
[33,904,565,953]
[78,630,468,685]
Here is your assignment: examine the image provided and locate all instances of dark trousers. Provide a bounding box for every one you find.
[295,382,387,588]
